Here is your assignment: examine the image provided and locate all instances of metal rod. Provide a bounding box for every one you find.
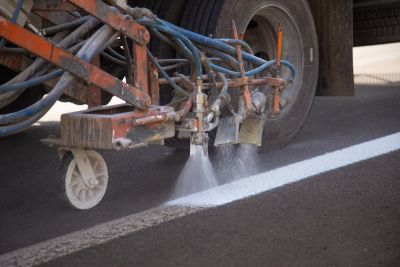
[272,23,283,115]
[232,20,253,113]
[67,0,150,45]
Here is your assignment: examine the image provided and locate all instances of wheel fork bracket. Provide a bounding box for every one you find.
[70,148,99,189]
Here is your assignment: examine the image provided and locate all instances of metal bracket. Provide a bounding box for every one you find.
[70,148,99,189]
[67,0,150,45]
[239,116,264,146]
[190,137,209,157]
[214,116,241,146]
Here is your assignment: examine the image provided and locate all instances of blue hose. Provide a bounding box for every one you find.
[161,19,260,62]
[211,59,296,80]
[0,70,63,93]
[139,18,297,80]
[11,0,25,23]
[137,18,203,78]
[147,48,189,97]
[139,18,296,80]
[206,48,240,71]
[0,0,25,49]
[160,19,296,80]
[0,25,115,131]
[217,39,254,54]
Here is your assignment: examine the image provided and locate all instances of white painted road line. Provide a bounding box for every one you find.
[1,132,399,266]
[0,206,203,267]
[167,132,400,206]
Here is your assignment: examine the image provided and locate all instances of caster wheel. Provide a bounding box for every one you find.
[58,150,109,210]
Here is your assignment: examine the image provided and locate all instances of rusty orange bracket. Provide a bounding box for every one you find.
[87,56,102,107]
[232,20,253,113]
[67,0,150,46]
[272,23,283,115]
[133,41,149,94]
[149,62,160,105]
[0,16,151,110]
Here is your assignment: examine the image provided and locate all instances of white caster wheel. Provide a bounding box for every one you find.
[58,150,108,210]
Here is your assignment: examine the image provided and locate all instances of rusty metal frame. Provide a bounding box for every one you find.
[133,40,149,94]
[67,0,150,46]
[0,15,151,110]
[149,62,160,105]
[60,104,175,150]
[87,56,102,107]
[32,1,77,12]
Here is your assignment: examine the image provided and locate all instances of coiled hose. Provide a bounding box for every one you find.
[0,25,116,136]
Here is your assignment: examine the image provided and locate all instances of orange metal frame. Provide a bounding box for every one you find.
[0,16,151,110]
[68,0,150,46]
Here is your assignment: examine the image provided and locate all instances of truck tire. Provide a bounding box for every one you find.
[354,1,400,46]
[211,0,318,150]
[171,0,319,150]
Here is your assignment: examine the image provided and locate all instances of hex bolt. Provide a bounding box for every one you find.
[89,178,99,187]
[143,95,152,107]
[139,29,150,44]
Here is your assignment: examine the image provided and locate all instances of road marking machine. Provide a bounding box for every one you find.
[0,0,296,209]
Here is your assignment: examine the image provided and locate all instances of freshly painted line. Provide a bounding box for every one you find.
[1,132,399,266]
[0,206,203,267]
[167,132,400,207]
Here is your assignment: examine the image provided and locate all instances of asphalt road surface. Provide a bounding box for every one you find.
[0,84,399,266]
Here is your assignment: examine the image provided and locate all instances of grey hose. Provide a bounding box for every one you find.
[0,25,115,134]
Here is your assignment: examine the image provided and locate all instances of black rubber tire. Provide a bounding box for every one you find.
[354,1,400,46]
[168,0,318,150]
[129,0,318,151]
[211,0,318,150]
[179,0,224,36]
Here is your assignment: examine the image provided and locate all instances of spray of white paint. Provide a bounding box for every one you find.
[235,144,259,177]
[212,145,234,184]
[168,132,400,207]
[172,145,218,198]
[213,144,259,184]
